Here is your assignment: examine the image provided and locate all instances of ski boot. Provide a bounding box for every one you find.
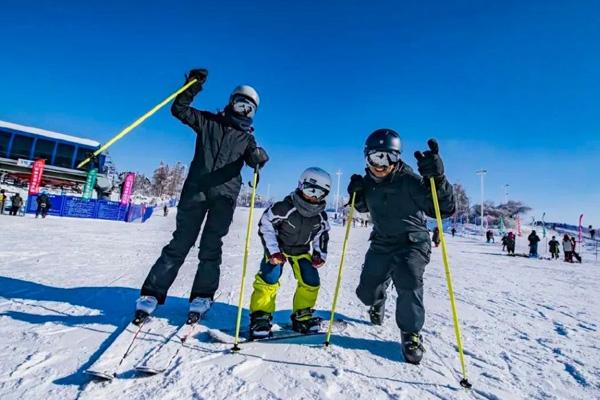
[291,308,322,334]
[249,311,273,339]
[133,296,158,325]
[368,301,385,326]
[401,332,425,365]
[187,297,213,325]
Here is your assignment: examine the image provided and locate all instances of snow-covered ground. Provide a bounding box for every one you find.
[0,210,599,400]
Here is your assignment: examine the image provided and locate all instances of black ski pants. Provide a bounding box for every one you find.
[356,232,431,333]
[141,195,236,304]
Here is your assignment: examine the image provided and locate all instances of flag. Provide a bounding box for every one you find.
[82,168,98,200]
[121,172,136,205]
[28,159,46,195]
[541,212,546,238]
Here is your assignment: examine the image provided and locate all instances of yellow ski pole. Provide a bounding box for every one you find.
[429,177,472,389]
[232,168,260,352]
[324,192,356,347]
[77,79,199,169]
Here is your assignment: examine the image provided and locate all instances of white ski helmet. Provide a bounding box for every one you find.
[230,85,260,108]
[298,167,332,200]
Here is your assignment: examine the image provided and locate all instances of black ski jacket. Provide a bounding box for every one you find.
[258,195,330,259]
[354,164,455,248]
[172,81,259,202]
[528,233,541,245]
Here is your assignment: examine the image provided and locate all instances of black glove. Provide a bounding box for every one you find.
[414,139,444,179]
[185,68,208,84]
[247,147,269,169]
[347,174,365,195]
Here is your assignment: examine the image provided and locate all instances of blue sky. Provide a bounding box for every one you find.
[1,1,599,225]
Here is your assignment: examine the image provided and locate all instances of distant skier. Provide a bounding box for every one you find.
[548,236,560,260]
[35,191,51,218]
[135,68,269,324]
[589,226,595,240]
[0,189,6,214]
[163,204,168,217]
[348,130,455,365]
[528,230,540,257]
[432,227,440,247]
[562,234,573,262]
[486,230,494,243]
[501,234,508,251]
[9,193,23,216]
[570,236,582,263]
[506,231,516,255]
[451,227,456,237]
[248,168,331,339]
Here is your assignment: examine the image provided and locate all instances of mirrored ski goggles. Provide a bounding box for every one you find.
[366,150,400,168]
[231,95,257,118]
[300,183,329,200]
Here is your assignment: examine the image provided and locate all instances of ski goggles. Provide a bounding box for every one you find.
[231,95,257,118]
[366,150,400,168]
[300,182,329,200]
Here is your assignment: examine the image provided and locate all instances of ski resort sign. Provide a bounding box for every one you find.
[17,158,34,168]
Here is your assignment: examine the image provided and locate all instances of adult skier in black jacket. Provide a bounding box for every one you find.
[136,68,269,322]
[347,129,455,364]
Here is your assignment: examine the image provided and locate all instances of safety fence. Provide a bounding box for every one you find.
[26,194,154,223]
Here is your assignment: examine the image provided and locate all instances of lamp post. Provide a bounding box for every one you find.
[476,169,487,234]
[504,184,510,204]
[335,170,342,215]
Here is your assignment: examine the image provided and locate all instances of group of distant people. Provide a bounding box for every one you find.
[548,234,582,263]
[0,189,52,218]
[498,231,517,254]
[338,215,370,228]
[0,189,24,216]
[496,229,583,263]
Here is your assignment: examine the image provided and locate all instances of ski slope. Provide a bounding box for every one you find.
[0,209,599,400]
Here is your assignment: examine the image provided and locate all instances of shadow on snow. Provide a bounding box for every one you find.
[0,275,405,388]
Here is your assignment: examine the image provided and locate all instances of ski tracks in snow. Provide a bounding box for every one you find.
[1,211,600,399]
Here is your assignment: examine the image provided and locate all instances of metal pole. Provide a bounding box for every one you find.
[476,169,487,236]
[504,184,509,204]
[335,170,342,215]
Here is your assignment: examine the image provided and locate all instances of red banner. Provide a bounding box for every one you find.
[121,172,136,205]
[28,159,46,195]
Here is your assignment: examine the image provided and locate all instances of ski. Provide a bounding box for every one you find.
[86,315,173,380]
[135,310,210,375]
[208,319,348,345]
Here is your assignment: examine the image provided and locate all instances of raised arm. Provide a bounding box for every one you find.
[347,174,369,213]
[411,139,456,218]
[171,68,208,129]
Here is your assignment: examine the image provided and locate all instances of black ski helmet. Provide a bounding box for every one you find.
[363,129,402,157]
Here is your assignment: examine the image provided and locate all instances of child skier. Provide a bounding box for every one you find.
[135,68,269,324]
[248,167,331,339]
[548,236,560,259]
[347,130,455,365]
